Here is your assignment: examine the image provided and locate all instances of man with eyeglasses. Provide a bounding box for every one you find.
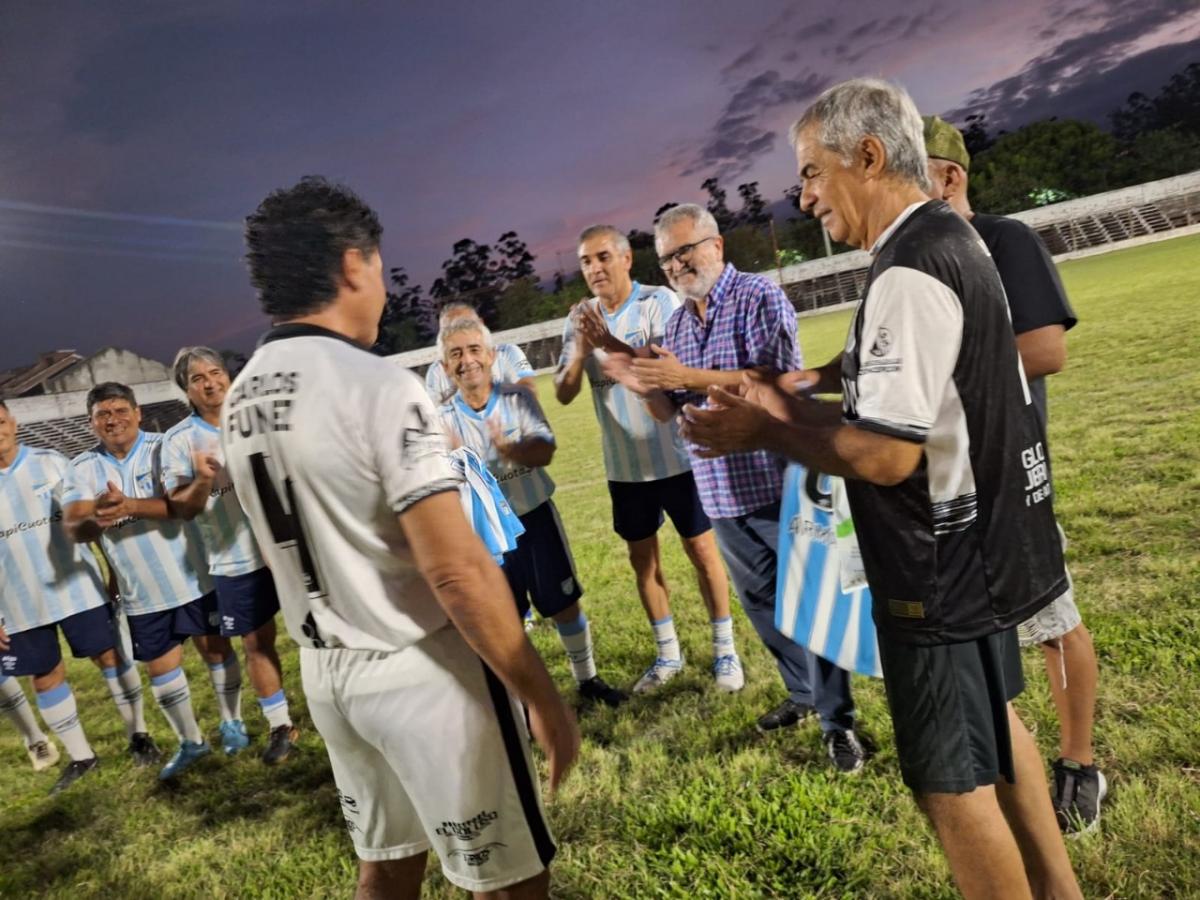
[605,204,862,773]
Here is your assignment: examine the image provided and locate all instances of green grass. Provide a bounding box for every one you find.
[3,234,1199,898]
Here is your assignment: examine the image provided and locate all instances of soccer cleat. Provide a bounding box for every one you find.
[27,740,60,772]
[712,654,745,693]
[633,656,685,694]
[49,756,100,795]
[262,724,299,766]
[756,698,816,733]
[219,720,250,756]
[824,729,866,774]
[1051,758,1108,835]
[128,732,162,767]
[578,675,628,708]
[158,740,211,781]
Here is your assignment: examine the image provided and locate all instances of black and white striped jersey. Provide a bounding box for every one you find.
[842,201,1067,645]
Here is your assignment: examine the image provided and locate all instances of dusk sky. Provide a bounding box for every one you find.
[3,1,1198,368]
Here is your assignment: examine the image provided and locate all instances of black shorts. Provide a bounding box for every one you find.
[502,500,582,619]
[213,567,281,637]
[126,592,220,662]
[878,626,1025,795]
[1,605,117,676]
[607,470,711,543]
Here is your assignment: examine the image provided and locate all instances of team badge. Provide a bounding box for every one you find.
[869,327,892,357]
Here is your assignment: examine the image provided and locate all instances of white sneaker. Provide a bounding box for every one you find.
[27,739,60,772]
[633,656,684,694]
[712,654,745,693]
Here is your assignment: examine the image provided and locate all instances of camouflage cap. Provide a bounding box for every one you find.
[922,115,970,172]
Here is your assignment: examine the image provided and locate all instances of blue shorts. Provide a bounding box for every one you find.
[213,567,281,637]
[126,592,220,662]
[0,605,117,676]
[607,471,711,543]
[502,500,582,620]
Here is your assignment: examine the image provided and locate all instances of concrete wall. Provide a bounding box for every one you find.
[7,380,186,425]
[45,347,171,394]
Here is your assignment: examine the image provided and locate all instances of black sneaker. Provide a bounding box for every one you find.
[1052,758,1107,835]
[49,756,100,795]
[824,729,866,774]
[129,732,162,767]
[756,698,815,733]
[577,676,628,708]
[262,724,299,766]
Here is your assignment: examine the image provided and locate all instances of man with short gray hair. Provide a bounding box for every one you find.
[682,78,1082,898]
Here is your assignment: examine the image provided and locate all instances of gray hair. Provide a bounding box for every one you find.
[789,78,930,192]
[654,203,720,239]
[437,301,480,331]
[578,224,631,254]
[171,346,225,393]
[440,316,493,362]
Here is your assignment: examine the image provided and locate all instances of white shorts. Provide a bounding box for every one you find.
[300,625,555,893]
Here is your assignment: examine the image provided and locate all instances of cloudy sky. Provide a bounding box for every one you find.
[2,0,1197,366]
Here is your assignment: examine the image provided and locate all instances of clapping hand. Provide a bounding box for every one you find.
[629,345,688,391]
[94,480,132,527]
[679,386,776,458]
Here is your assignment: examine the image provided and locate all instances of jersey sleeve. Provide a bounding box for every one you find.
[498,343,535,380]
[368,370,461,515]
[647,288,681,345]
[557,315,578,372]
[161,429,196,492]
[61,455,97,506]
[849,266,963,442]
[515,391,555,444]
[424,361,452,405]
[745,282,801,372]
[989,222,1077,336]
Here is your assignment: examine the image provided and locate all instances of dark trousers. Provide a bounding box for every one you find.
[712,501,855,732]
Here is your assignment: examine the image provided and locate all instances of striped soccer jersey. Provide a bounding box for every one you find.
[775,463,880,678]
[0,445,109,633]
[558,283,692,483]
[425,343,534,405]
[439,385,555,516]
[162,414,265,577]
[62,432,212,615]
[449,447,524,563]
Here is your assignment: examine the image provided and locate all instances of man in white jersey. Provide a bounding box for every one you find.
[556,225,742,694]
[63,382,232,781]
[162,347,298,764]
[0,398,159,792]
[440,317,628,708]
[226,175,579,898]
[425,302,536,404]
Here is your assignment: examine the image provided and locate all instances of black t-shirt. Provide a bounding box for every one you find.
[971,213,1077,425]
[841,201,1067,645]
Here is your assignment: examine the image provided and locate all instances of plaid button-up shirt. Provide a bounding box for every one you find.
[663,263,800,519]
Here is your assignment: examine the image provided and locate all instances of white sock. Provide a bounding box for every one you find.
[36,682,94,761]
[556,613,597,683]
[207,654,242,723]
[712,616,736,659]
[102,662,148,738]
[257,689,292,730]
[150,667,204,744]
[652,615,682,662]
[0,675,48,747]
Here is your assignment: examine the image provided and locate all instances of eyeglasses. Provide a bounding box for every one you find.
[657,235,717,270]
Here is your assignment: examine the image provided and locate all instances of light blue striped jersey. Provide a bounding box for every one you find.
[439,384,554,516]
[449,447,524,563]
[775,463,881,678]
[0,445,109,633]
[63,431,212,615]
[425,342,534,404]
[161,414,264,577]
[558,283,691,483]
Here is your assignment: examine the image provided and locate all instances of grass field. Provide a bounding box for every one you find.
[2,234,1198,898]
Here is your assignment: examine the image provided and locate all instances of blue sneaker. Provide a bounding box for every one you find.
[219,720,250,756]
[158,740,211,781]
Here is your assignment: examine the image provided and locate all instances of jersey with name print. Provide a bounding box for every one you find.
[222,324,461,653]
[449,447,524,563]
[439,385,555,516]
[841,200,1066,645]
[424,342,534,405]
[162,414,265,578]
[0,445,109,633]
[558,283,692,483]
[63,432,212,615]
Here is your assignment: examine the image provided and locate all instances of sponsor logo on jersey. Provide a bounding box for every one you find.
[1021,441,1052,506]
[448,842,507,867]
[436,809,498,841]
[1,511,62,541]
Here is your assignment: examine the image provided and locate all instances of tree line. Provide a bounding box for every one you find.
[374,62,1200,354]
